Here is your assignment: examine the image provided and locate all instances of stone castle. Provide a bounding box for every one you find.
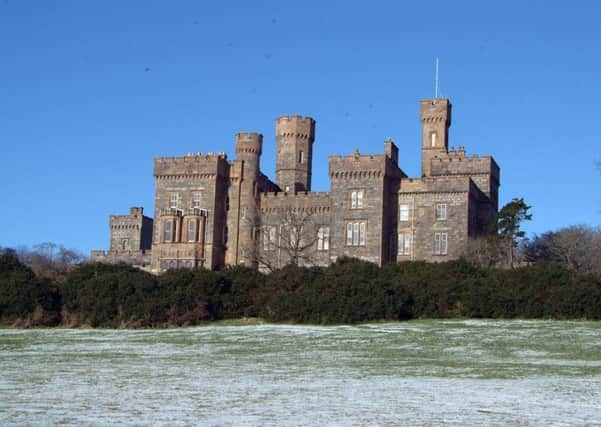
[91,97,500,273]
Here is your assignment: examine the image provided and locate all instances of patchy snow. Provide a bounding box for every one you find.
[1,320,601,426]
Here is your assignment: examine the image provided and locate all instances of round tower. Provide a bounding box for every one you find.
[234,132,263,267]
[235,132,263,172]
[275,115,315,192]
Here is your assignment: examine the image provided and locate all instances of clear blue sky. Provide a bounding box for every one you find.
[1,1,600,255]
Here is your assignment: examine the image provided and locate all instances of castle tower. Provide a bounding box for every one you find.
[235,131,262,172]
[233,132,263,266]
[275,115,315,192]
[420,98,451,177]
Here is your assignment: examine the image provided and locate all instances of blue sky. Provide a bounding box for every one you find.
[1,1,600,255]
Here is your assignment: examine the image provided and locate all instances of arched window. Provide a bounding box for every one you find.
[431,132,437,147]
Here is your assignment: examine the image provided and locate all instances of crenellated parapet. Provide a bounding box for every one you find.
[420,98,452,125]
[235,132,263,156]
[399,175,473,194]
[275,115,315,141]
[154,152,229,177]
[328,150,401,179]
[260,190,331,214]
[430,150,500,184]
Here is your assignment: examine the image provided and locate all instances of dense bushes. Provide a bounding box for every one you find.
[0,249,60,326]
[1,248,601,327]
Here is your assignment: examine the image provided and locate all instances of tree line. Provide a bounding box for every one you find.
[2,248,600,328]
[1,193,600,327]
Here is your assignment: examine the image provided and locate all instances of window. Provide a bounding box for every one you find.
[398,232,410,255]
[436,203,447,220]
[351,190,364,209]
[299,150,304,164]
[263,226,276,251]
[163,220,173,242]
[317,227,330,251]
[434,232,448,255]
[169,194,178,209]
[192,192,201,208]
[121,239,128,251]
[346,221,366,246]
[241,207,247,219]
[431,132,437,147]
[285,186,290,193]
[187,219,196,242]
[399,204,409,221]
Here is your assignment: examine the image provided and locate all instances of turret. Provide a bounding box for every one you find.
[420,98,451,177]
[232,132,263,267]
[275,115,315,192]
[235,132,263,172]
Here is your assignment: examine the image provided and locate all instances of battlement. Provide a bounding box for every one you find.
[275,115,315,140]
[154,153,228,177]
[235,132,263,144]
[420,98,452,125]
[430,149,500,182]
[260,190,331,211]
[262,190,330,198]
[329,150,395,178]
[235,132,263,156]
[110,214,143,226]
[130,206,144,216]
[400,175,472,193]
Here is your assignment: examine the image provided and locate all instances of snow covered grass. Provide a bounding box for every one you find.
[1,320,600,425]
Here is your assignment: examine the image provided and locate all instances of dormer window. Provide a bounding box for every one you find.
[431,132,437,147]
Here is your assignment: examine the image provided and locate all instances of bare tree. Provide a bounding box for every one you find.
[524,225,601,275]
[463,236,505,268]
[16,242,86,279]
[256,207,320,272]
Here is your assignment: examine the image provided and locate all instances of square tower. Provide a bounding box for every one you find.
[420,98,451,177]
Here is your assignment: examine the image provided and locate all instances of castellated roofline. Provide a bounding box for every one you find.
[260,190,331,212]
[275,115,315,140]
[235,131,263,157]
[275,115,315,125]
[235,131,263,141]
[419,98,451,126]
[153,153,228,176]
[430,150,500,181]
[154,152,228,163]
[261,190,330,198]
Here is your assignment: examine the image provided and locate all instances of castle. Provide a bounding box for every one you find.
[91,98,500,273]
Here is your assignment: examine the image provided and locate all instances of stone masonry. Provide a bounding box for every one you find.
[92,98,500,273]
